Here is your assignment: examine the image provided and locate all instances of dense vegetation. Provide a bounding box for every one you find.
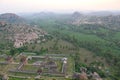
[27,13,120,80]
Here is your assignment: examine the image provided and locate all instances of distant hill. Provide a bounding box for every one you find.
[70,13,120,30]
[86,11,120,16]
[0,13,25,23]
[72,11,83,18]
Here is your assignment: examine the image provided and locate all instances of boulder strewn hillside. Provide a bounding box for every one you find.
[0,13,48,48]
[0,22,48,48]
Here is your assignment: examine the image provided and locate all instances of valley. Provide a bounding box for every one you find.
[0,12,120,80]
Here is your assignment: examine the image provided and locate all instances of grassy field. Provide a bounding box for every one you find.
[26,38,76,54]
[78,48,109,67]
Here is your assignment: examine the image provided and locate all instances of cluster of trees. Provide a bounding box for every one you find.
[47,23,120,79]
[3,46,27,56]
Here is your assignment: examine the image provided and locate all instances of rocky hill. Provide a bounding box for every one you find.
[70,13,120,30]
[0,13,48,48]
[0,13,25,23]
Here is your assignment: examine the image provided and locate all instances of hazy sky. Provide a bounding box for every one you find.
[0,0,120,13]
